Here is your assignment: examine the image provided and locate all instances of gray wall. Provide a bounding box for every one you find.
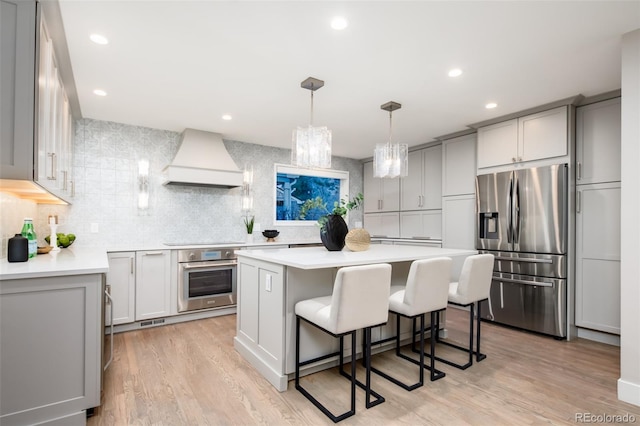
[31,118,363,249]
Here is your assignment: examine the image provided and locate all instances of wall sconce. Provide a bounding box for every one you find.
[241,164,254,212]
[138,159,149,210]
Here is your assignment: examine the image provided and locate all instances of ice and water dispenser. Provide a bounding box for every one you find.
[479,212,499,239]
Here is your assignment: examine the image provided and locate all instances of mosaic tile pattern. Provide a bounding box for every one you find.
[0,193,38,258]
[0,118,364,253]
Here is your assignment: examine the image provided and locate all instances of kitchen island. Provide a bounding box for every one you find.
[234,244,476,391]
[0,248,108,425]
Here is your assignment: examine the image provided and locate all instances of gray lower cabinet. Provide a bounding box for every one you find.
[0,273,102,425]
[106,251,135,325]
[236,258,285,376]
[135,250,171,321]
[442,194,476,249]
[399,210,442,239]
[575,182,621,334]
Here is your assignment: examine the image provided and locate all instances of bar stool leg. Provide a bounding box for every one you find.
[295,316,357,423]
[476,301,487,362]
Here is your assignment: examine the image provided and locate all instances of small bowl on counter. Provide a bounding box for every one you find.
[262,230,280,242]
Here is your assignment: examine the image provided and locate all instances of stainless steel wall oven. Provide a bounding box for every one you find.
[177,247,238,312]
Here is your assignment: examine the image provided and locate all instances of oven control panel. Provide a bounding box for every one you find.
[178,248,238,263]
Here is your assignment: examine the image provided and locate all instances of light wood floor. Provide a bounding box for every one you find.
[90,310,640,425]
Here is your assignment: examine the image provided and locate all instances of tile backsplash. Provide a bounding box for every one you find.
[0,193,38,258]
[0,118,363,254]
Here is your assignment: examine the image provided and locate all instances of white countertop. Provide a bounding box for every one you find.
[236,244,476,270]
[0,247,109,280]
[105,238,322,252]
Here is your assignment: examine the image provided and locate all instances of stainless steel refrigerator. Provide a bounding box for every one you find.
[476,163,568,338]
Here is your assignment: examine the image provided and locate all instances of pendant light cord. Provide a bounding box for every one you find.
[388,109,393,147]
[309,83,314,126]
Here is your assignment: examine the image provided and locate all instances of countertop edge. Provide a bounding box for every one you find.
[0,248,109,281]
[237,245,477,270]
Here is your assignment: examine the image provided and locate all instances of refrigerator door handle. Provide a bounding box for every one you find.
[513,178,521,244]
[494,256,553,264]
[507,177,513,243]
[494,276,554,287]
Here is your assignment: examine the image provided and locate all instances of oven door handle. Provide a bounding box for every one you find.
[182,261,237,269]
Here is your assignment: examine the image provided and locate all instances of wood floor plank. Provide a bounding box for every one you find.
[89,310,640,425]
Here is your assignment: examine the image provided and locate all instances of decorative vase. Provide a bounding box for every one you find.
[320,214,348,251]
[246,233,254,244]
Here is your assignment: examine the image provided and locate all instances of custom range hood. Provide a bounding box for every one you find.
[163,129,243,188]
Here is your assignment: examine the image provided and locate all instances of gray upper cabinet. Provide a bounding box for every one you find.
[576,97,621,185]
[442,133,476,196]
[574,97,622,336]
[0,0,36,180]
[477,106,568,169]
[400,144,442,211]
[35,10,74,199]
[0,0,75,202]
[363,161,400,213]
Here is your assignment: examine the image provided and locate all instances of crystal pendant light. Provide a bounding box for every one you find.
[373,101,408,178]
[291,77,332,169]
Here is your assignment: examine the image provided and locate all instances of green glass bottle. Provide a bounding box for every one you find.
[21,218,37,259]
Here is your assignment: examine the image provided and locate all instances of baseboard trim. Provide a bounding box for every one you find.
[618,378,640,407]
[577,327,620,346]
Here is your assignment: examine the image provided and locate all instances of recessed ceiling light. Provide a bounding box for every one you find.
[330,16,348,30]
[89,33,109,45]
[222,114,232,121]
[485,102,498,109]
[93,89,107,96]
[448,68,463,77]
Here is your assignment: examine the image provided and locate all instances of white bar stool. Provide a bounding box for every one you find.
[369,257,452,390]
[430,253,495,370]
[295,263,392,423]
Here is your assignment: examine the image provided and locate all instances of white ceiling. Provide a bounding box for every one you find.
[58,1,640,160]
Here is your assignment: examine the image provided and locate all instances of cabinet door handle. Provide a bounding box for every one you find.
[48,152,57,180]
[577,162,582,180]
[70,180,75,196]
[518,157,523,162]
[512,157,517,163]
[144,251,164,256]
[577,191,581,213]
[130,257,134,274]
[420,195,424,207]
[62,170,68,190]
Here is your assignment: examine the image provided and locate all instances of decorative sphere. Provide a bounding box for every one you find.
[345,228,371,252]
